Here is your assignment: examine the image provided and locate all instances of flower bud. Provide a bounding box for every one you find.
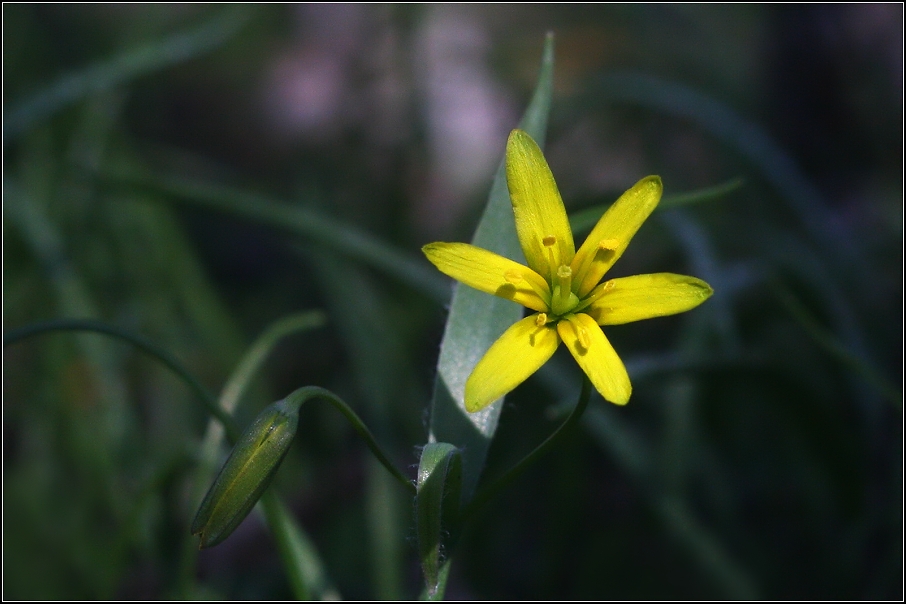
[191,398,299,548]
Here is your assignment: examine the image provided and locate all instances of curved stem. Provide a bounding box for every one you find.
[218,311,326,416]
[182,311,326,597]
[461,375,592,520]
[283,386,416,495]
[4,318,239,442]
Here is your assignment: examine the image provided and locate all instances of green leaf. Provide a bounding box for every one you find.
[427,33,555,499]
[104,171,450,303]
[260,493,341,600]
[416,443,463,599]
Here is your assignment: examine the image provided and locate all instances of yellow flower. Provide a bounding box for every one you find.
[423,129,713,412]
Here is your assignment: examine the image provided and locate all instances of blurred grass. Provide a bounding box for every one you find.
[4,6,251,143]
[4,4,901,600]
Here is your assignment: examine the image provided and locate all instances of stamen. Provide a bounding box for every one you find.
[542,235,558,275]
[535,313,548,327]
[504,268,552,305]
[566,314,591,350]
[573,241,620,298]
[573,279,615,313]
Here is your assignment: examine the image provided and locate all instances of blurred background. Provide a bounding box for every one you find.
[3,4,902,599]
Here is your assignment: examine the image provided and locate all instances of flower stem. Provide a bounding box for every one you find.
[460,375,592,520]
[3,318,238,441]
[283,386,416,494]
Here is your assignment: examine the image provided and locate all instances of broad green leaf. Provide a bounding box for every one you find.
[428,34,555,499]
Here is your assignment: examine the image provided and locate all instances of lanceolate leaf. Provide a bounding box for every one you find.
[427,34,556,498]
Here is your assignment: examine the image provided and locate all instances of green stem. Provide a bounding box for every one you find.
[420,559,452,601]
[3,318,239,441]
[219,311,327,416]
[183,311,326,598]
[461,375,592,520]
[283,386,416,495]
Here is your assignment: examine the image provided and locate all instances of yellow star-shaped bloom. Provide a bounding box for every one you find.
[423,129,713,412]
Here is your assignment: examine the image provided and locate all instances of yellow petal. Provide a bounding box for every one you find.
[506,129,575,283]
[557,313,631,405]
[465,315,560,412]
[585,273,713,325]
[423,242,550,312]
[571,176,662,297]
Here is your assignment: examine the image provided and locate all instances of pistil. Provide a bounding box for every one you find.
[551,264,579,316]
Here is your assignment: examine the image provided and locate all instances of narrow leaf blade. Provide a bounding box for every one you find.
[428,35,555,498]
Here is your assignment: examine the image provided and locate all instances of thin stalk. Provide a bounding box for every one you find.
[461,376,592,520]
[3,318,238,441]
[181,311,326,598]
[3,318,354,600]
[283,386,416,495]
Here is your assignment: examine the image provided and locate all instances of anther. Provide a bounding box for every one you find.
[565,314,592,350]
[599,239,619,251]
[504,269,523,284]
[577,326,591,349]
[543,235,559,275]
[535,313,548,327]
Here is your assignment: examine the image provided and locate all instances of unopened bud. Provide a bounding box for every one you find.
[191,398,299,548]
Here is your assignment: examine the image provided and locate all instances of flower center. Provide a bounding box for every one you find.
[550,264,580,316]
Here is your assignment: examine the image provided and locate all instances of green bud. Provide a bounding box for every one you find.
[191,398,299,548]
